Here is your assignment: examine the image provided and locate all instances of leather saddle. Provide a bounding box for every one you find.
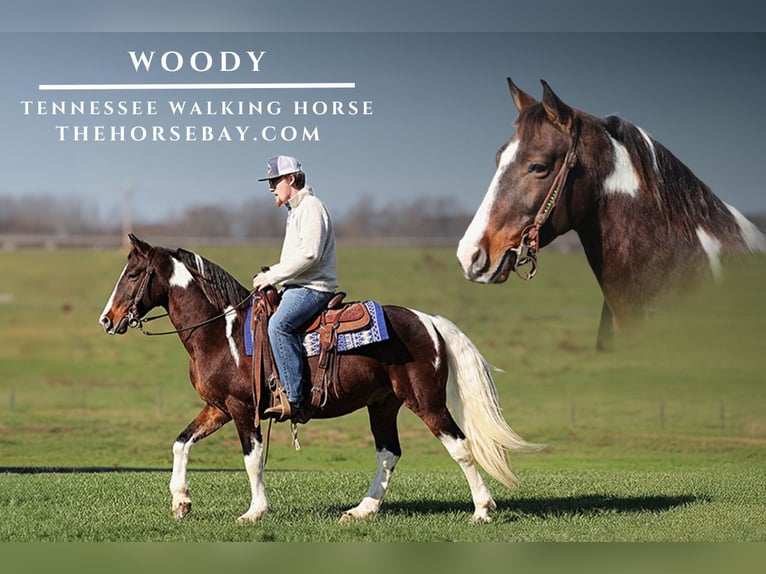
[299,292,371,335]
[250,289,371,424]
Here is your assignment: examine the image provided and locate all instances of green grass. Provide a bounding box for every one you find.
[0,464,762,542]
[0,244,764,541]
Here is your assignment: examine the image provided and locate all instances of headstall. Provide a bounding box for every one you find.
[510,123,579,281]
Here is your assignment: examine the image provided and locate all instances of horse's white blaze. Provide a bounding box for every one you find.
[410,309,442,372]
[439,434,495,522]
[726,203,766,253]
[696,227,723,281]
[342,448,398,520]
[224,305,240,367]
[238,438,268,522]
[457,140,520,273]
[604,136,640,197]
[169,257,194,288]
[98,263,127,328]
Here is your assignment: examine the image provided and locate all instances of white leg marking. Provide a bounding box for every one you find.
[440,434,496,523]
[696,227,723,281]
[169,257,194,288]
[340,449,399,522]
[98,263,127,328]
[457,140,520,272]
[604,136,640,197]
[726,203,766,253]
[169,439,194,519]
[224,306,240,367]
[237,438,269,523]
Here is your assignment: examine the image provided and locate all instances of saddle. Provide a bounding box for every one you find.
[250,288,371,425]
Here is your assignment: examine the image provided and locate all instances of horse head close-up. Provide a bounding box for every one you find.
[457,77,766,349]
[99,234,169,335]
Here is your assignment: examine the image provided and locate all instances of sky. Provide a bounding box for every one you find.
[1,2,764,223]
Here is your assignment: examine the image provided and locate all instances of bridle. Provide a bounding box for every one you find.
[125,255,253,336]
[510,122,579,281]
[127,260,154,329]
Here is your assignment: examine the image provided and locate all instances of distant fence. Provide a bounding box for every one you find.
[0,231,584,251]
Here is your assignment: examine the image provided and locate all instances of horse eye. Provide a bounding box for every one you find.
[527,162,548,174]
[127,272,140,281]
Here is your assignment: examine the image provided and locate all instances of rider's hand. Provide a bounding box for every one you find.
[252,272,272,292]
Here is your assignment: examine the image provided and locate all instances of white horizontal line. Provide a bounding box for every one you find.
[38,82,356,91]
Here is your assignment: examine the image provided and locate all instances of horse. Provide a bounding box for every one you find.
[457,78,766,349]
[98,234,541,523]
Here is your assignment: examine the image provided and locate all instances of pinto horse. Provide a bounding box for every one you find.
[98,234,540,523]
[457,78,766,349]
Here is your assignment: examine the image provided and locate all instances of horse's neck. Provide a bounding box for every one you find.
[166,284,219,336]
[575,197,708,319]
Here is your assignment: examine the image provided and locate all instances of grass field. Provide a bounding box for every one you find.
[0,243,764,543]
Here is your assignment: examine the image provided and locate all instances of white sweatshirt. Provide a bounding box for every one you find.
[264,187,338,292]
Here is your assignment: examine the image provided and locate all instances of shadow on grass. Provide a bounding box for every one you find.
[0,468,708,522]
[370,493,707,520]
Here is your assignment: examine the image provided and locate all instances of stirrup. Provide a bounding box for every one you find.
[264,399,292,422]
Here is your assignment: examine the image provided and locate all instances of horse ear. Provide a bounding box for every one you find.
[128,233,152,256]
[541,80,574,130]
[507,77,536,111]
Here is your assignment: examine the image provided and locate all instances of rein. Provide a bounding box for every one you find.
[511,122,580,280]
[126,260,255,336]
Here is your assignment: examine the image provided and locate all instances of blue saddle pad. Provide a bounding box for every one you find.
[245,299,388,357]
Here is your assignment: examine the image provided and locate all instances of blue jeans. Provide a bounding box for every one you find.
[268,286,333,404]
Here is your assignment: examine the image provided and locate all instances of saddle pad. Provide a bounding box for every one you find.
[244,300,389,358]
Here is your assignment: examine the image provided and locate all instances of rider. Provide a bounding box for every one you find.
[252,155,338,421]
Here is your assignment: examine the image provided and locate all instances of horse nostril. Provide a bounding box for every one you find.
[470,248,488,275]
[99,315,112,331]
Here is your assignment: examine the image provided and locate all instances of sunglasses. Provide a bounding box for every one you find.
[267,176,283,188]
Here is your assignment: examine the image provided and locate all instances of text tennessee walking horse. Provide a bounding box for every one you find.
[99,234,540,523]
[457,78,766,349]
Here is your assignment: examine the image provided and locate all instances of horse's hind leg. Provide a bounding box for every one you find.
[439,432,497,523]
[418,406,497,522]
[169,404,230,520]
[340,396,402,523]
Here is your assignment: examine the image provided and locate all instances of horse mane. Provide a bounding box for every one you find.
[602,114,741,244]
[173,248,250,310]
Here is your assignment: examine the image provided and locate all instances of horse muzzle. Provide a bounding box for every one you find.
[459,245,514,284]
[99,313,130,335]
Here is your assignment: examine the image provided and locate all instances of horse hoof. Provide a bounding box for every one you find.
[338,511,358,524]
[236,512,264,524]
[470,513,493,524]
[173,502,191,521]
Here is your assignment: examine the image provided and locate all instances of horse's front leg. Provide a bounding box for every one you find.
[169,404,231,520]
[231,412,268,523]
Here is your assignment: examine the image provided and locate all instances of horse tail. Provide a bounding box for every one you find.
[429,314,544,489]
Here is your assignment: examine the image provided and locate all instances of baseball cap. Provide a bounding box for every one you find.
[257,155,302,181]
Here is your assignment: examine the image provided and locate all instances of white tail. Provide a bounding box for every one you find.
[429,314,544,489]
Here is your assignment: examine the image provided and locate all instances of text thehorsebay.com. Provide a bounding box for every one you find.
[21,50,374,143]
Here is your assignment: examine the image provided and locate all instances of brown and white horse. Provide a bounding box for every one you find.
[457,78,766,349]
[99,234,540,523]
